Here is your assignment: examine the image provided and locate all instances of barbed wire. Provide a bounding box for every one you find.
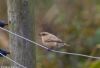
[0,27,100,59]
[0,53,26,68]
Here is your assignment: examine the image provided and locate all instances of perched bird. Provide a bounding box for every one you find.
[0,21,8,28]
[39,32,69,50]
[0,49,10,57]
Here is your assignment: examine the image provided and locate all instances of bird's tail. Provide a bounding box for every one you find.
[5,24,8,25]
[57,42,70,48]
[6,51,10,54]
[64,43,70,46]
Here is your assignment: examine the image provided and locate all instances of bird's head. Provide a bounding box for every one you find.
[39,32,50,37]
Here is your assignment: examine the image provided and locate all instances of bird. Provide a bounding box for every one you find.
[0,21,8,28]
[39,32,69,50]
[0,49,10,57]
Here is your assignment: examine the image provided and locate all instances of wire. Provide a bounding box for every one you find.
[0,27,100,60]
[50,50,100,59]
[0,53,26,68]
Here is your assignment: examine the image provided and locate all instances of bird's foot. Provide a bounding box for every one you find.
[47,48,52,51]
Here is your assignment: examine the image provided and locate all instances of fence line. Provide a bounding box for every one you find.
[0,27,100,60]
[0,53,26,68]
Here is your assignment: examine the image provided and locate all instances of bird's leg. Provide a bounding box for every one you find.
[47,47,54,51]
[47,48,51,51]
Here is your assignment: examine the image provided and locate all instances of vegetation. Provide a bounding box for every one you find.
[0,0,100,68]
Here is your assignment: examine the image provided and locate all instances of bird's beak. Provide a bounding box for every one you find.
[7,52,10,54]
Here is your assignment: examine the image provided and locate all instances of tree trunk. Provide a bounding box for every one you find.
[7,0,36,68]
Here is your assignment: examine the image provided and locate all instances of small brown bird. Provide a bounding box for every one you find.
[39,32,69,50]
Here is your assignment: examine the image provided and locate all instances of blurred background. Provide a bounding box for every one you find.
[35,0,100,68]
[0,0,100,68]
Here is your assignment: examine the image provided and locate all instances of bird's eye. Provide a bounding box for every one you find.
[42,33,46,36]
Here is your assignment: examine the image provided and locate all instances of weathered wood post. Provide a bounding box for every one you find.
[7,0,36,68]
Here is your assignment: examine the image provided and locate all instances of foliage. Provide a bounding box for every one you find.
[0,0,100,67]
[89,61,100,68]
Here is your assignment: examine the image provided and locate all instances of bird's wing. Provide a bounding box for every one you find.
[46,34,63,42]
